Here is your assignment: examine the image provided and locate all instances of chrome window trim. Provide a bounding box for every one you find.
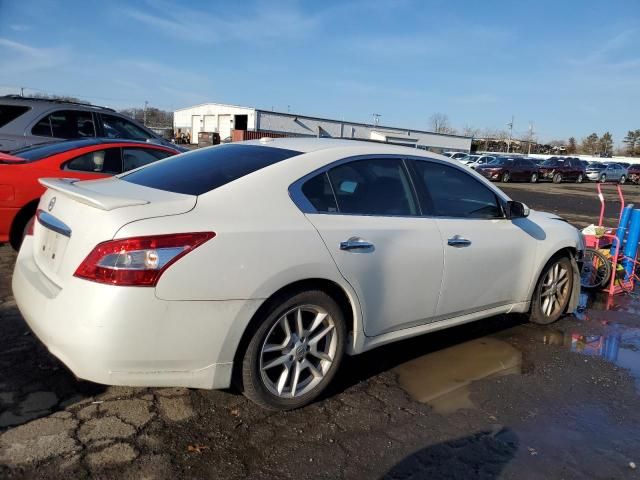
[288,154,510,219]
[36,210,72,237]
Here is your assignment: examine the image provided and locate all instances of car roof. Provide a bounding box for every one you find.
[240,137,450,157]
[0,95,115,112]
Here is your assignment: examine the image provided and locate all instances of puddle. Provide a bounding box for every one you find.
[394,337,522,414]
[540,324,640,391]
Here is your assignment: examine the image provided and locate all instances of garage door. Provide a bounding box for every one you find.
[218,115,232,140]
[203,115,216,132]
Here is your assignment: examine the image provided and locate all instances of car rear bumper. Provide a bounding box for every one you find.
[12,237,262,389]
[586,172,601,181]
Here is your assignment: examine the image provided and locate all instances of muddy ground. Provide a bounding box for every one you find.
[2,181,640,479]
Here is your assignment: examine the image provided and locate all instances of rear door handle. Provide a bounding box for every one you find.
[447,235,472,247]
[340,237,375,252]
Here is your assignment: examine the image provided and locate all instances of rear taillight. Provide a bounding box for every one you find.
[74,232,215,286]
[25,216,35,236]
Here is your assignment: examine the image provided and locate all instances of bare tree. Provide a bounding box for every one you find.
[429,113,456,134]
[462,125,480,138]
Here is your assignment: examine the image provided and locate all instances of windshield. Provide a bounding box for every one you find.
[487,157,512,166]
[542,159,566,166]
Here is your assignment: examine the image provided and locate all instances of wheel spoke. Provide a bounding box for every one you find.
[263,343,285,353]
[262,353,290,371]
[281,315,292,339]
[308,312,328,334]
[276,364,291,395]
[309,348,332,362]
[541,288,553,298]
[309,324,335,345]
[295,308,304,337]
[303,359,323,378]
[557,277,569,288]
[290,362,301,397]
[557,268,567,280]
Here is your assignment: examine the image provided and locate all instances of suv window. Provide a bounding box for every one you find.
[64,148,122,174]
[412,161,503,219]
[31,110,95,138]
[326,158,417,216]
[0,105,30,128]
[301,173,338,213]
[101,114,152,140]
[122,147,172,171]
[122,144,301,195]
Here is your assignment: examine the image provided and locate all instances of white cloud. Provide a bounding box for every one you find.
[0,38,70,75]
[120,1,321,45]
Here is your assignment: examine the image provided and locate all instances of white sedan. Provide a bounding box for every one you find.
[12,138,583,410]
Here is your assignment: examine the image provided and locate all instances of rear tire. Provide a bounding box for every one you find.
[576,173,584,183]
[529,256,573,325]
[600,173,607,183]
[530,172,538,183]
[501,171,510,183]
[619,175,626,184]
[552,173,563,184]
[241,290,346,410]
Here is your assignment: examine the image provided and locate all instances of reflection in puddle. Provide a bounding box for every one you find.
[394,338,522,414]
[544,325,640,390]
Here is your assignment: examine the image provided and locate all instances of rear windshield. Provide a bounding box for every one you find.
[121,144,302,195]
[11,139,98,161]
[0,105,30,128]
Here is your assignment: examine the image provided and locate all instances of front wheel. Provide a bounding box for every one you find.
[600,173,607,183]
[552,173,563,184]
[619,175,626,184]
[241,290,346,410]
[529,256,574,325]
[501,171,510,183]
[576,173,584,183]
[530,172,538,183]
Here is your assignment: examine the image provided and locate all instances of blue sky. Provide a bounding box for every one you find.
[0,0,638,145]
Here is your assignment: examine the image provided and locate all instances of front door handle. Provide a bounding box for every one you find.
[447,235,472,247]
[340,237,375,252]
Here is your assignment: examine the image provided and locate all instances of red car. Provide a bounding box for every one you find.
[475,157,540,183]
[0,138,180,249]
[538,157,586,183]
[628,164,640,184]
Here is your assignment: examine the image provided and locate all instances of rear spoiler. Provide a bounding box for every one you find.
[39,178,149,211]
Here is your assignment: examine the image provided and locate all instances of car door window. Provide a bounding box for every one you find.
[101,114,153,140]
[412,160,503,219]
[301,172,338,213]
[122,148,172,171]
[326,158,417,216]
[31,110,95,138]
[63,148,122,174]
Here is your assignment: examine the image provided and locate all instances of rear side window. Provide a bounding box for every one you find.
[301,173,338,213]
[122,148,172,171]
[412,161,502,219]
[64,148,122,174]
[31,110,95,138]
[0,105,30,128]
[326,158,417,216]
[122,144,301,195]
[102,114,152,140]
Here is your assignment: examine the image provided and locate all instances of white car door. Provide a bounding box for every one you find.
[299,157,444,337]
[409,159,537,318]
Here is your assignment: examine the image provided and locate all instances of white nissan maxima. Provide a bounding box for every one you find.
[13,138,583,410]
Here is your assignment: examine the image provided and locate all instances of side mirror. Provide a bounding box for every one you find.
[506,201,529,219]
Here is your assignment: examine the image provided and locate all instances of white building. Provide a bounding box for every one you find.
[173,102,471,153]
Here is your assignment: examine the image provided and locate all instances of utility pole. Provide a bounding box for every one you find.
[372,113,381,126]
[527,122,534,155]
[143,101,148,126]
[506,115,514,153]
[20,87,24,97]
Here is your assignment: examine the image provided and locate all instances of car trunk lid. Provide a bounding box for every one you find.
[31,177,196,287]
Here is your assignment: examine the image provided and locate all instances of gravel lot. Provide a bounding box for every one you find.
[2,181,640,479]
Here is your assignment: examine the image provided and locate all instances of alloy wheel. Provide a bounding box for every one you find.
[577,174,583,183]
[600,174,607,183]
[531,173,538,183]
[540,262,571,318]
[620,175,626,184]
[259,305,337,398]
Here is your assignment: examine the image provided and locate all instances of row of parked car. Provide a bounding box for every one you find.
[442,152,640,185]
